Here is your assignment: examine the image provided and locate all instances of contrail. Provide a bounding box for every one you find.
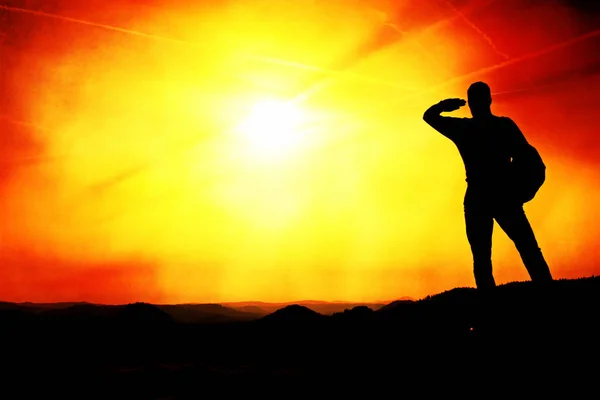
[386,27,600,106]
[0,4,408,89]
[76,21,600,211]
[0,1,502,106]
[409,0,501,42]
[439,0,510,60]
[289,0,502,106]
[0,2,414,197]
[0,4,194,44]
[493,81,570,97]
[315,27,600,151]
[5,1,594,216]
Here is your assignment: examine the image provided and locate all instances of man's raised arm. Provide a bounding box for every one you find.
[423,102,447,125]
[422,98,467,141]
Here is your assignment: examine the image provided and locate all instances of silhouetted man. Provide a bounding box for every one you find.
[423,81,553,290]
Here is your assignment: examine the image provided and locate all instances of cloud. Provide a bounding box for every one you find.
[0,247,163,303]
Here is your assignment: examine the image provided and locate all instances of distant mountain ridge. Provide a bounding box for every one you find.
[0,297,415,322]
[18,275,600,327]
[9,275,599,327]
[0,301,260,324]
[2,276,599,335]
[221,297,415,315]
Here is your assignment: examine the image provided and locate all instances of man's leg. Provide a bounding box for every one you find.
[465,205,496,290]
[495,205,553,283]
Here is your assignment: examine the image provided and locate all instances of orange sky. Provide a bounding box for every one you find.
[1,0,599,303]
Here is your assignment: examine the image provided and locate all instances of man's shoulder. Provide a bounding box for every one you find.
[495,115,516,124]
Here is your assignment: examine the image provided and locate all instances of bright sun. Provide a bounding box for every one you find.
[236,99,304,160]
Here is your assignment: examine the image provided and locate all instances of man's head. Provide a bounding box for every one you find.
[467,81,492,118]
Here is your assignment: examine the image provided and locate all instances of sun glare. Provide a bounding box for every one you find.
[236,99,304,160]
[4,0,599,304]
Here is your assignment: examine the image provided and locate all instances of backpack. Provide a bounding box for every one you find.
[509,143,546,203]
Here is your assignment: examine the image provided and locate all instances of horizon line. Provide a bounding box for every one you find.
[1,296,417,306]
[3,276,595,306]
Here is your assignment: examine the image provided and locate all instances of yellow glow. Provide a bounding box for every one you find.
[236,99,304,161]
[2,1,598,304]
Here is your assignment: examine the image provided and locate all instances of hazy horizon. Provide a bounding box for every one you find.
[1,295,415,306]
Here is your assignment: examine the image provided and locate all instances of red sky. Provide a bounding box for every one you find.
[1,0,599,303]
